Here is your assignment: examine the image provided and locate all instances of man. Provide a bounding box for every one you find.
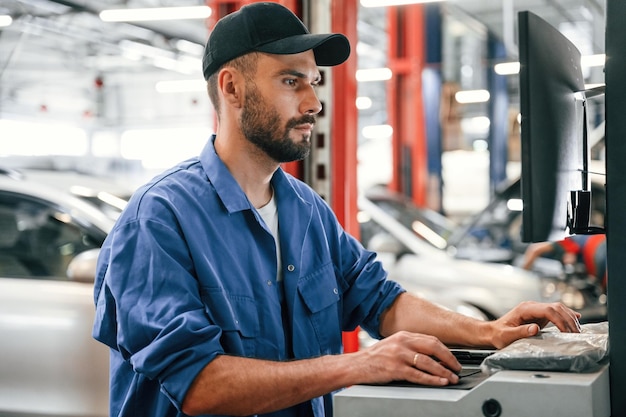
[92,3,581,417]
[523,234,607,290]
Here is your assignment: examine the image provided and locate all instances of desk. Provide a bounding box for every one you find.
[333,366,609,417]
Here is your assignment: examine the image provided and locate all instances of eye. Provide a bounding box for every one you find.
[284,78,298,87]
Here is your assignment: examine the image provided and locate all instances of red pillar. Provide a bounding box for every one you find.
[387,5,428,207]
[330,0,359,239]
[331,0,360,353]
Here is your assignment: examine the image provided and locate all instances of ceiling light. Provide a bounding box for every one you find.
[494,62,520,75]
[356,68,392,82]
[494,54,605,76]
[100,6,212,22]
[581,54,606,68]
[356,97,373,110]
[507,198,524,212]
[362,124,393,139]
[361,0,445,6]
[0,15,12,27]
[176,39,205,56]
[455,90,490,104]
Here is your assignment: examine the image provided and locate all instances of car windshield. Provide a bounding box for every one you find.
[364,187,456,250]
[447,176,606,264]
[0,192,106,279]
[73,191,130,220]
[13,168,133,220]
[448,180,524,254]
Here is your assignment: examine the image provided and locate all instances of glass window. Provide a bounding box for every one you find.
[0,192,104,279]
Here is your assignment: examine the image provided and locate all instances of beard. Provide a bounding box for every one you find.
[240,83,316,163]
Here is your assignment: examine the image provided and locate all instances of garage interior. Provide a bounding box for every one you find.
[1,0,624,416]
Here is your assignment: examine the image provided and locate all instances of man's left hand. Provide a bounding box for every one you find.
[490,301,581,349]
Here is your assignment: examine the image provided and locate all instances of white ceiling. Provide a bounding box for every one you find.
[449,0,605,54]
[0,0,607,128]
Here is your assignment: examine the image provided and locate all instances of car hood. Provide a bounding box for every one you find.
[385,253,555,319]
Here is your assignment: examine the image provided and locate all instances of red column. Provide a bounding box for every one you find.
[330,0,360,353]
[387,5,428,207]
[330,0,359,238]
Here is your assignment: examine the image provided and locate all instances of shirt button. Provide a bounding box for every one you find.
[287,264,295,272]
[333,288,338,294]
[267,280,272,286]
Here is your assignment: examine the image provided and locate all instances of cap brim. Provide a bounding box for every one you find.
[256,33,350,67]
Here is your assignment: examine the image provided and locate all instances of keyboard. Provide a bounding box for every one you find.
[451,349,496,366]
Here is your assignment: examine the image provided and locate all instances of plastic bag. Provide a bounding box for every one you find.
[481,322,609,374]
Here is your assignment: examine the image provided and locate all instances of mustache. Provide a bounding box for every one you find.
[286,114,317,129]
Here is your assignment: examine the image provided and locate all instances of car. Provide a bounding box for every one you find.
[446,173,606,270]
[0,170,116,417]
[445,173,608,323]
[358,188,599,321]
[0,167,132,220]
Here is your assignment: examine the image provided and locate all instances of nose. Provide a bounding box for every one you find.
[301,85,322,115]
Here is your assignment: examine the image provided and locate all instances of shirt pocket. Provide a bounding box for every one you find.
[298,263,342,353]
[200,288,259,356]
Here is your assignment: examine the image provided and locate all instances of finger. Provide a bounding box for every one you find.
[411,352,459,385]
[410,336,462,372]
[428,349,462,374]
[542,304,582,333]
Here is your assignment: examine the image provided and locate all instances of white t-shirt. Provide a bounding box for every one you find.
[257,193,282,281]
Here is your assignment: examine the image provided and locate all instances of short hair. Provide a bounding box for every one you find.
[207,52,259,120]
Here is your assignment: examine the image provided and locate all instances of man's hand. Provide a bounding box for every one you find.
[351,331,462,387]
[182,331,463,415]
[489,301,581,349]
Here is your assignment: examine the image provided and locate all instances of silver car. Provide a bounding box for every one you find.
[0,170,115,417]
[358,194,574,320]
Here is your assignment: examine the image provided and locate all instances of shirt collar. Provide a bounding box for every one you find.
[199,135,299,213]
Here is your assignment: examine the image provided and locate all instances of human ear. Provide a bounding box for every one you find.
[218,69,244,109]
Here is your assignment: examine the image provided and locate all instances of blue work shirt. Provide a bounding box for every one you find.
[93,136,404,417]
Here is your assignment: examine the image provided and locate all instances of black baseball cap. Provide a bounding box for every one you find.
[202,2,351,80]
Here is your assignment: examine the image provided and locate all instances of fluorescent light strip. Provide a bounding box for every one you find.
[0,15,13,27]
[494,54,606,75]
[455,89,490,104]
[100,6,212,22]
[494,62,520,75]
[581,54,606,68]
[362,124,393,139]
[361,0,445,6]
[356,68,392,82]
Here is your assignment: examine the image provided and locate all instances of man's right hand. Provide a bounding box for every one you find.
[351,331,461,386]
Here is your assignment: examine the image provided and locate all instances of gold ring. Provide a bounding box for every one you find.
[413,353,419,367]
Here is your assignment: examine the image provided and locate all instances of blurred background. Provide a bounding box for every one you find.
[0,0,606,216]
[0,1,609,415]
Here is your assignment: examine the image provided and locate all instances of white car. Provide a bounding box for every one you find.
[0,170,115,417]
[358,194,570,320]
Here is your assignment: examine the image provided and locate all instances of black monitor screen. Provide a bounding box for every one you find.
[519,11,587,243]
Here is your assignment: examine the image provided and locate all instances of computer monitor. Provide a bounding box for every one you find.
[518,11,603,243]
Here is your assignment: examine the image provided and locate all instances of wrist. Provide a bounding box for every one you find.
[475,320,496,348]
